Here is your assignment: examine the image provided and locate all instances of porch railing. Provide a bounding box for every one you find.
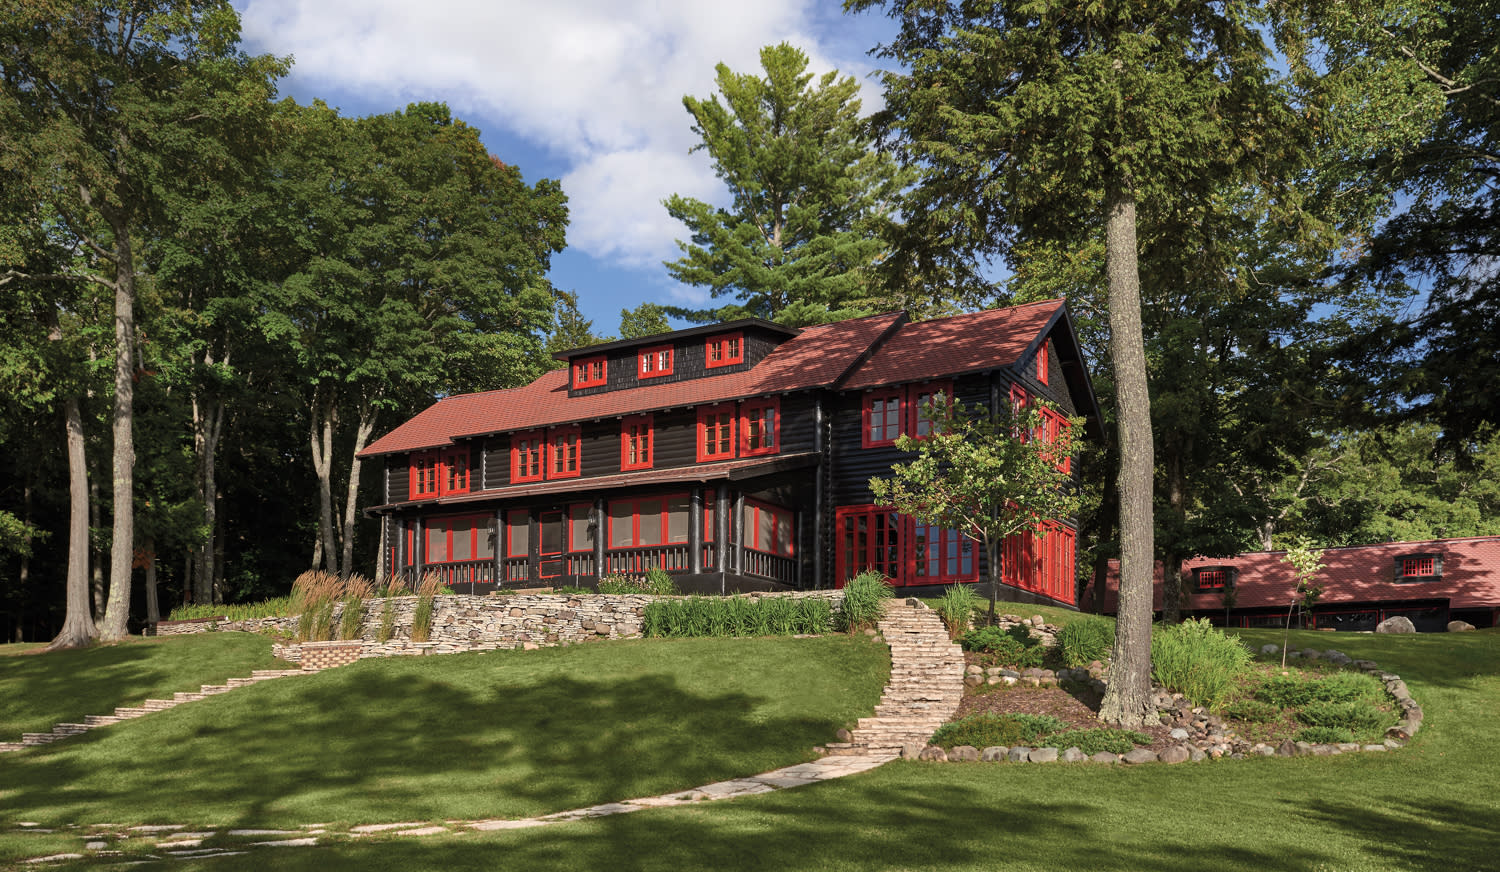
[605,544,692,575]
[741,548,796,584]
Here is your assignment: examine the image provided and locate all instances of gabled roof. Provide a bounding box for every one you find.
[550,317,798,361]
[1101,536,1500,612]
[361,300,1077,459]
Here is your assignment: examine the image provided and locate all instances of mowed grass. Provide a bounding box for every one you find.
[0,633,889,836]
[153,627,1500,872]
[0,633,288,737]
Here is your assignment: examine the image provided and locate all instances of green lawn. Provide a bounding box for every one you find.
[0,634,888,836]
[0,633,288,737]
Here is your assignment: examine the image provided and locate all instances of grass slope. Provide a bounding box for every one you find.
[0,634,888,834]
[160,627,1500,872]
[0,634,286,737]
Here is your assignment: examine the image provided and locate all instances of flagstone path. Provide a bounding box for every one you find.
[12,600,957,865]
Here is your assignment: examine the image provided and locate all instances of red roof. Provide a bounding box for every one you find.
[362,301,1067,458]
[1100,536,1500,612]
[841,299,1062,390]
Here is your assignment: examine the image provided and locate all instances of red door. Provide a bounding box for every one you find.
[539,511,565,579]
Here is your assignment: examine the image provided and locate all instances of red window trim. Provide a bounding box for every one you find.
[1196,568,1229,590]
[1036,338,1050,386]
[1040,406,1072,474]
[511,430,545,483]
[908,380,954,439]
[423,512,492,564]
[620,414,654,471]
[506,509,530,558]
[568,502,593,553]
[547,424,582,480]
[1401,556,1436,578]
[861,388,904,448]
[743,498,794,557]
[705,331,745,368]
[912,520,979,584]
[441,447,471,495]
[739,397,780,458]
[607,493,691,547]
[572,354,607,389]
[696,403,737,462]
[835,504,905,585]
[410,450,440,499]
[638,343,674,379]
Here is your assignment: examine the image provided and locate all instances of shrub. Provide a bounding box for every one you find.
[167,596,296,623]
[1295,726,1356,744]
[1150,618,1252,711]
[1224,699,1281,723]
[930,713,1067,749]
[1296,701,1389,737]
[1254,672,1386,709]
[410,573,443,643]
[936,584,977,638]
[959,625,1045,668]
[797,597,833,634]
[377,596,396,643]
[838,570,893,632]
[1253,674,1319,708]
[1057,616,1114,668]
[1041,728,1151,755]
[598,569,681,596]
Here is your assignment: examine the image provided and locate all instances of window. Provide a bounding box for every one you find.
[511,431,544,483]
[739,398,780,457]
[697,404,737,461]
[424,514,495,564]
[1195,567,1231,591]
[572,355,607,389]
[1040,406,1072,474]
[1036,339,1050,385]
[506,510,530,558]
[443,448,470,495]
[1397,554,1441,581]
[411,451,440,498]
[914,522,977,583]
[638,344,674,379]
[621,414,653,471]
[836,506,905,583]
[705,332,744,368]
[909,381,953,438]
[410,448,470,499]
[862,389,904,448]
[548,425,581,479]
[608,494,691,547]
[743,500,794,557]
[569,503,594,553]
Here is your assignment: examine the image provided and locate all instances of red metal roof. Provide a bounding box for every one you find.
[840,299,1063,390]
[1100,536,1500,612]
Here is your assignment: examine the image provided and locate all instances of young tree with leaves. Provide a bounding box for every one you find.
[871,396,1081,620]
[663,42,909,323]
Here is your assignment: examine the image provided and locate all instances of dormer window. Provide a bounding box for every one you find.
[638,344,674,379]
[705,332,744,368]
[572,355,607,389]
[1396,554,1442,581]
[1194,566,1234,591]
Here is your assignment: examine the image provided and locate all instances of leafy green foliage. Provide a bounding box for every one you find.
[1150,619,1253,711]
[378,598,396,644]
[597,570,680,596]
[1295,701,1390,737]
[1294,726,1358,745]
[642,595,834,638]
[837,571,893,632]
[936,584,978,638]
[1223,699,1282,723]
[167,597,295,622]
[1057,617,1115,668]
[1254,672,1386,708]
[930,713,1067,749]
[1042,728,1153,756]
[959,625,1045,668]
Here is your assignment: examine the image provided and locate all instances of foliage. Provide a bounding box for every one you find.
[1279,538,1326,662]
[837,571,894,632]
[291,571,345,642]
[1150,619,1253,711]
[1294,726,1357,745]
[958,625,1045,669]
[338,575,373,641]
[378,597,396,644]
[1041,728,1152,756]
[619,303,671,339]
[929,713,1067,749]
[1223,699,1282,723]
[1056,617,1115,669]
[410,574,444,643]
[1253,672,1386,709]
[597,570,680,596]
[642,595,834,638]
[1295,701,1390,737]
[662,42,909,323]
[167,597,296,623]
[936,585,978,638]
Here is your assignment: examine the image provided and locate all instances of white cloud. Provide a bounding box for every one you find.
[238,0,881,271]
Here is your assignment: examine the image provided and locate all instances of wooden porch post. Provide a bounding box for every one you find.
[394,516,406,585]
[593,497,606,580]
[493,509,504,586]
[733,491,745,579]
[716,485,728,595]
[412,515,424,580]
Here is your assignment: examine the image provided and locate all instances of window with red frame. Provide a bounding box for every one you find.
[1399,555,1438,578]
[506,510,530,558]
[910,381,953,438]
[705,332,744,368]
[836,506,904,583]
[548,425,581,479]
[572,355,607,389]
[913,522,977,583]
[411,451,440,498]
[410,448,471,499]
[511,431,544,482]
[443,448,470,495]
[1040,406,1072,474]
[1195,568,1229,590]
[424,514,494,564]
[739,398,779,457]
[697,404,736,461]
[608,494,691,547]
[638,344,674,379]
[743,500,794,557]
[621,414,653,470]
[1036,339,1050,385]
[862,389,904,448]
[568,503,595,552]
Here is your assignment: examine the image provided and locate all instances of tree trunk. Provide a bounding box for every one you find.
[90,477,104,620]
[310,388,338,573]
[191,382,225,605]
[338,404,376,578]
[50,396,98,650]
[1097,186,1157,729]
[984,536,1002,623]
[99,226,136,641]
[18,483,32,642]
[144,536,160,626]
[1161,437,1187,624]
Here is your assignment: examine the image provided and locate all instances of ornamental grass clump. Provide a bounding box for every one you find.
[1150,618,1252,711]
[797,596,832,634]
[292,570,343,642]
[838,571,893,632]
[936,584,977,638]
[643,595,834,638]
[410,573,444,643]
[337,574,373,640]
[1057,616,1115,668]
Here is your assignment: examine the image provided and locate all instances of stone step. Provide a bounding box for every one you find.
[84,715,121,726]
[0,742,24,752]
[173,692,204,702]
[113,708,148,718]
[53,723,91,734]
[143,700,177,710]
[199,685,231,695]
[22,733,56,744]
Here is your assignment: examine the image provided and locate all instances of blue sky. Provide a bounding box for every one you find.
[234,1,900,336]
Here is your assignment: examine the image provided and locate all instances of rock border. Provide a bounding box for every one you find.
[916,641,1422,765]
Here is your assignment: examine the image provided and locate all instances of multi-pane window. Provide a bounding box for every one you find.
[638,344,674,379]
[506,510,530,558]
[705,332,744,368]
[697,404,736,461]
[743,500,794,557]
[740,398,779,456]
[568,503,595,552]
[621,414,653,471]
[835,506,905,583]
[444,449,470,494]
[1036,339,1050,385]
[911,384,951,437]
[863,390,903,448]
[548,425,581,479]
[914,523,976,582]
[511,432,544,483]
[572,355,607,389]
[1196,568,1229,590]
[1398,555,1440,580]
[1040,406,1072,474]
[424,514,495,564]
[863,382,952,447]
[608,495,691,547]
[411,452,440,498]
[410,448,469,499]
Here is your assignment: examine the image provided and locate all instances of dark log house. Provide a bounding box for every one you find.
[360,299,1102,605]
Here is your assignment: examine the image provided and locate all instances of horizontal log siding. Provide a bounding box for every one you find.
[1011,330,1077,416]
[650,408,699,470]
[386,457,409,503]
[566,326,790,398]
[580,419,619,478]
[482,437,510,490]
[777,392,818,455]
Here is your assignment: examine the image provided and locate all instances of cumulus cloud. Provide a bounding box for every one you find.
[239,0,881,270]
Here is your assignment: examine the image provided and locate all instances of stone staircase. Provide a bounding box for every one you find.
[2,669,309,753]
[819,599,966,757]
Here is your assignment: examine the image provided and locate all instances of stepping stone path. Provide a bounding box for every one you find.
[817,599,966,757]
[1,670,312,754]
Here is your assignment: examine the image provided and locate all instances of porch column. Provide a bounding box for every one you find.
[689,488,703,574]
[593,497,606,579]
[394,516,406,585]
[412,515,425,580]
[527,511,540,583]
[715,485,729,594]
[733,491,745,578]
[493,509,504,586]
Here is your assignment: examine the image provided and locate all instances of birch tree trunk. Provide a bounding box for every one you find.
[1097,187,1158,729]
[51,396,98,650]
[99,223,136,641]
[310,387,338,574]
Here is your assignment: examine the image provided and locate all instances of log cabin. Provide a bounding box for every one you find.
[359,298,1102,605]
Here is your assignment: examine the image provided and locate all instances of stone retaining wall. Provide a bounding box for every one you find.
[296,641,365,670]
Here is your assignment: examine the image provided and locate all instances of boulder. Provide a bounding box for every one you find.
[901,743,925,759]
[1448,620,1476,633]
[1169,728,1190,740]
[834,728,852,743]
[981,746,1009,762]
[918,746,948,762]
[1028,747,1060,763]
[1276,740,1299,757]
[1158,745,1191,764]
[1008,746,1031,762]
[1030,615,1046,628]
[1122,748,1159,765]
[949,745,980,762]
[1260,644,1280,656]
[1061,747,1087,763]
[1376,616,1417,634]
[965,664,983,676]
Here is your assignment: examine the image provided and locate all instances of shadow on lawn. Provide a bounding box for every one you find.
[0,643,169,736]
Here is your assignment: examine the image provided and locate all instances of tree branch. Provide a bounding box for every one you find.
[1382,28,1500,108]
